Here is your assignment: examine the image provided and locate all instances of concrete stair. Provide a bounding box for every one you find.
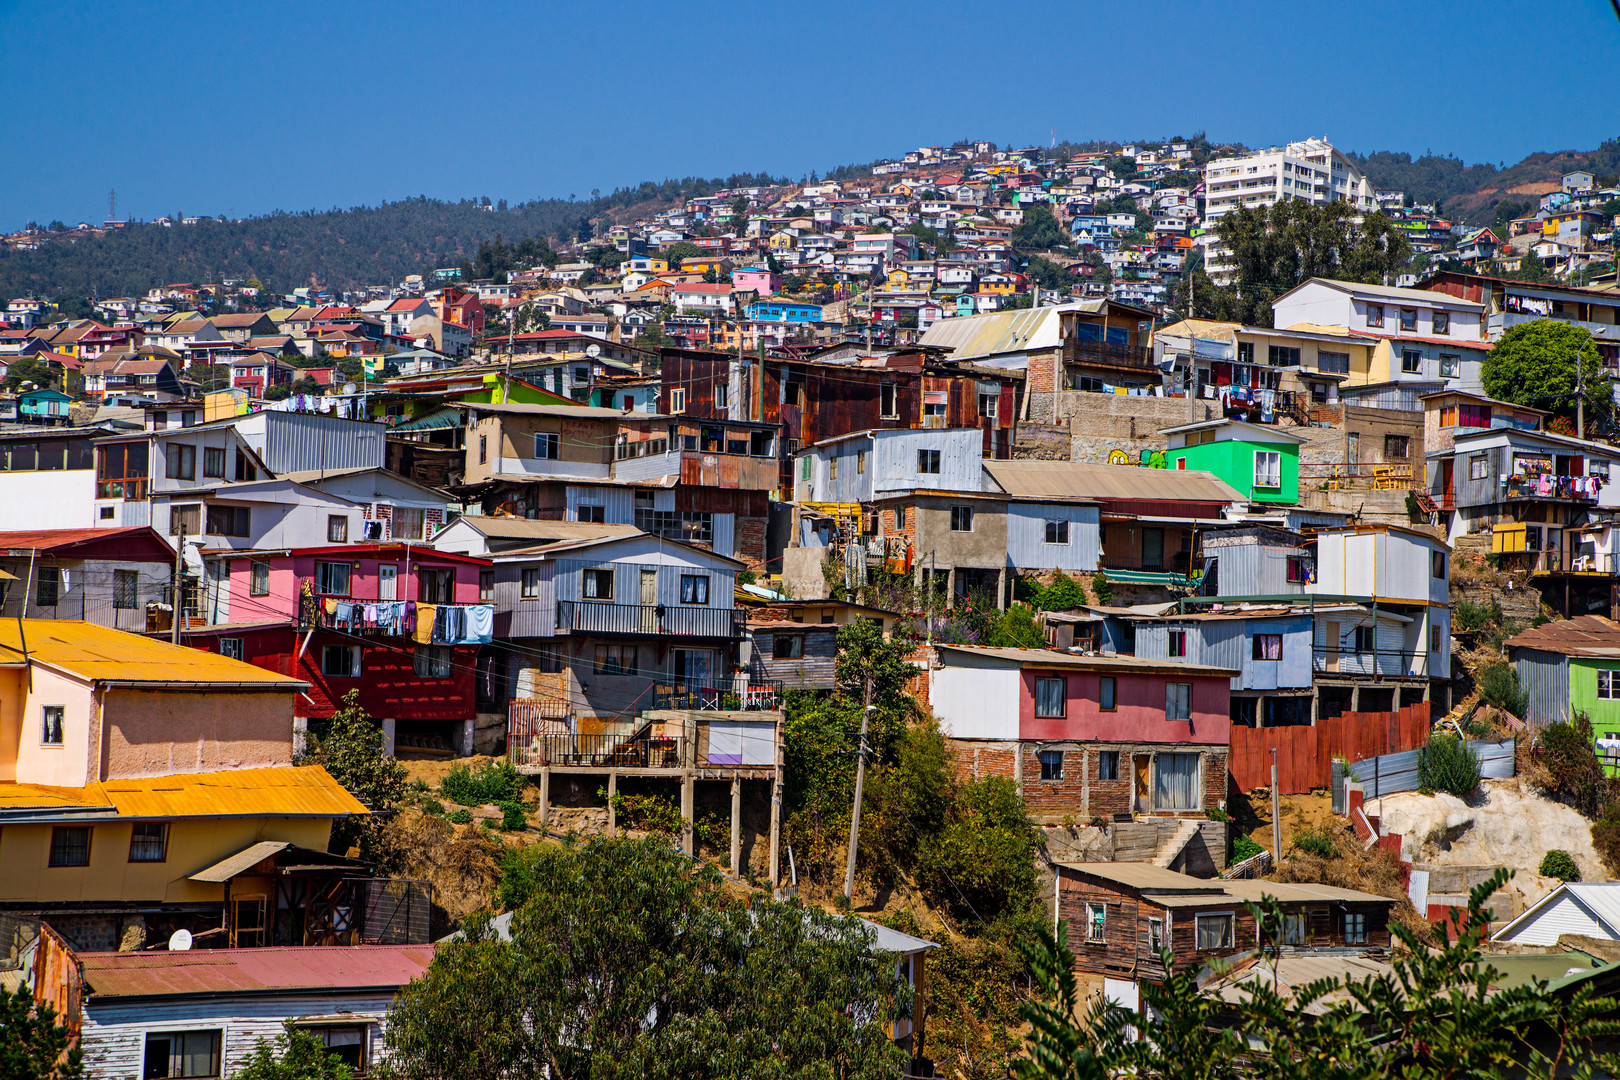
[1151,820,1202,868]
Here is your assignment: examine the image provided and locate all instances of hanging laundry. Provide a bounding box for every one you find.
[455,605,495,645]
[414,604,437,644]
[323,598,339,616]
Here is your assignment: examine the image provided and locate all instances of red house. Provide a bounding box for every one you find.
[179,544,494,756]
[924,645,1234,821]
[436,286,486,338]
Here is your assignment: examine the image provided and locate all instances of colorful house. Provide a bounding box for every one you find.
[1509,617,1620,770]
[1161,418,1304,505]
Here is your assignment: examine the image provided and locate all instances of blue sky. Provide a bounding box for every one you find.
[3,0,1618,229]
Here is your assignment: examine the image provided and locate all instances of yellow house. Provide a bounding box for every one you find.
[681,256,729,275]
[0,621,385,951]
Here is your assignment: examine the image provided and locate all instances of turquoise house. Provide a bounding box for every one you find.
[1161,419,1304,505]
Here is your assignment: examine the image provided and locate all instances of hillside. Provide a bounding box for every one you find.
[1351,136,1620,222]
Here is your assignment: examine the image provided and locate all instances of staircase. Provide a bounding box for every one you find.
[1151,820,1203,869]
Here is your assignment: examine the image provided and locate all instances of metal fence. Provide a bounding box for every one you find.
[1332,738,1515,809]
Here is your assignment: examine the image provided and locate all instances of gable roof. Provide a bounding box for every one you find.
[1506,616,1620,659]
[0,620,307,687]
[982,459,1244,504]
[1274,276,1485,310]
[916,306,1064,360]
[78,944,434,1001]
[1492,882,1620,942]
[0,527,175,561]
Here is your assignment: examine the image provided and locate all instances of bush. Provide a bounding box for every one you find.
[1231,835,1264,863]
[447,809,473,825]
[1592,802,1620,875]
[421,798,446,816]
[1292,827,1336,858]
[1039,572,1087,612]
[1454,598,1503,633]
[1540,849,1580,881]
[1476,661,1528,716]
[914,777,1039,926]
[497,801,528,832]
[441,759,525,806]
[1090,572,1113,606]
[1418,736,1482,798]
[1538,718,1610,816]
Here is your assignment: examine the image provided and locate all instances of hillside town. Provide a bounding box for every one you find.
[9,132,1620,1079]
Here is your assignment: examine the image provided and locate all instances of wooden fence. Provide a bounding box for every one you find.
[1228,703,1431,795]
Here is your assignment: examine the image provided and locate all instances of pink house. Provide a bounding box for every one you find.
[731,267,782,295]
[925,645,1233,822]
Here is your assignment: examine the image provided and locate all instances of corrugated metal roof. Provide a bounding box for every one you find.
[0,621,306,686]
[1506,616,1620,658]
[917,306,1066,360]
[0,766,367,821]
[933,643,1238,677]
[187,841,294,882]
[1206,954,1397,1014]
[1055,862,1229,892]
[452,516,642,542]
[80,945,434,1000]
[983,460,1244,504]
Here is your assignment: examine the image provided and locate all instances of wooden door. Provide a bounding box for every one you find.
[1133,754,1151,813]
[1438,459,1453,508]
[1142,528,1164,571]
[1324,621,1340,672]
[640,569,657,632]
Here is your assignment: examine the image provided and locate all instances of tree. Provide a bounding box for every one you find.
[298,690,407,864]
[0,983,82,1080]
[662,241,703,270]
[1013,205,1068,251]
[1482,319,1612,432]
[1013,872,1620,1080]
[384,837,908,1080]
[3,356,58,392]
[1106,155,1137,181]
[234,1023,353,1080]
[1025,256,1069,291]
[834,618,914,711]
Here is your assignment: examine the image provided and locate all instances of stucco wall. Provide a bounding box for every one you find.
[101,688,294,780]
[13,666,96,788]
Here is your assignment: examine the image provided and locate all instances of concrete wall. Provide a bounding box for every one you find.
[102,688,294,780]
[1063,394,1218,463]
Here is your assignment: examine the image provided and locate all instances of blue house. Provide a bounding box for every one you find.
[1131,608,1315,726]
[17,388,73,426]
[746,298,822,324]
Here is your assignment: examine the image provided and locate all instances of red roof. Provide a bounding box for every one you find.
[79,945,435,1000]
[673,283,734,294]
[387,299,426,311]
[272,543,491,566]
[0,526,174,559]
[509,329,612,341]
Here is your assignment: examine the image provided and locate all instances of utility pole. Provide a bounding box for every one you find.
[842,691,874,905]
[1578,353,1586,440]
[1270,748,1282,863]
[171,527,186,645]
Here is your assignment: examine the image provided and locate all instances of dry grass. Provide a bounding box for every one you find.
[1268,813,1438,946]
[381,811,502,934]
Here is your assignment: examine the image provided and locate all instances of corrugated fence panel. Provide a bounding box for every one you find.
[1229,703,1433,795]
[1350,738,1515,798]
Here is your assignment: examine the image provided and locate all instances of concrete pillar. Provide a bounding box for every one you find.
[680,773,696,856]
[1349,684,1361,714]
[768,773,782,887]
[459,718,475,756]
[538,767,550,831]
[730,776,742,873]
[607,772,618,837]
[1012,742,1024,794]
[380,717,397,757]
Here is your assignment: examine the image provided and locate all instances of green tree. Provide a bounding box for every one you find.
[915,776,1040,925]
[988,604,1047,648]
[1482,319,1612,431]
[234,1023,353,1080]
[1106,155,1137,180]
[3,356,59,392]
[298,690,407,863]
[662,241,703,270]
[834,618,914,710]
[384,837,908,1080]
[1025,255,1069,291]
[1013,205,1068,251]
[0,983,82,1080]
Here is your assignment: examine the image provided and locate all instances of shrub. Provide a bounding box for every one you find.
[497,801,528,832]
[1231,835,1264,863]
[1540,849,1580,881]
[421,798,446,816]
[914,777,1039,925]
[1090,572,1113,606]
[1538,718,1609,816]
[447,809,473,825]
[441,759,525,806]
[1476,661,1528,716]
[1592,802,1620,875]
[1454,598,1503,633]
[1292,827,1336,858]
[1039,572,1087,612]
[1418,736,1482,798]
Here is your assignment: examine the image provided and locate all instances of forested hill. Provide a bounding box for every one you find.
[1349,137,1620,221]
[0,171,791,300]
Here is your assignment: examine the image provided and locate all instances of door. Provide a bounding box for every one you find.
[1438,459,1454,509]
[378,565,398,601]
[1133,754,1151,813]
[1142,528,1164,571]
[639,569,657,632]
[1324,621,1340,672]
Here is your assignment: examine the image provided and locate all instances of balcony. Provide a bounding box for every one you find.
[1066,338,1155,371]
[1502,475,1600,503]
[556,598,745,638]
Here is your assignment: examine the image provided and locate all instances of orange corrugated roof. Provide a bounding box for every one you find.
[0,766,366,820]
[0,621,305,686]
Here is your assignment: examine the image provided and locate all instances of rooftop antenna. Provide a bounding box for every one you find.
[1051,127,1056,150]
[108,188,116,223]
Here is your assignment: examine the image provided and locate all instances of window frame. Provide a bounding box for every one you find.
[1166,629,1187,658]
[250,560,270,596]
[48,825,91,868]
[205,504,251,538]
[1252,633,1283,661]
[165,442,196,481]
[1195,912,1235,952]
[1098,749,1119,780]
[315,561,351,596]
[218,638,244,661]
[41,705,65,746]
[533,432,560,460]
[679,574,711,605]
[114,568,139,610]
[772,634,805,659]
[327,515,349,543]
[202,446,226,479]
[1038,748,1064,781]
[917,448,941,474]
[320,644,360,678]
[1401,349,1423,375]
[1253,449,1282,490]
[1044,519,1069,545]
[1600,669,1617,700]
[1343,911,1368,945]
[1366,303,1384,328]
[1166,682,1192,721]
[129,822,169,863]
[142,1030,222,1080]
[1034,676,1066,718]
[949,505,974,532]
[1399,308,1418,332]
[593,643,638,675]
[36,565,60,607]
[1099,676,1116,711]
[582,567,615,600]
[413,644,452,678]
[1085,900,1107,943]
[1354,624,1376,654]
[1432,311,1450,336]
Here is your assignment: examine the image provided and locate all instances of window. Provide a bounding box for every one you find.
[165,443,196,480]
[521,568,541,599]
[1085,901,1107,942]
[565,565,620,607]
[414,645,452,678]
[1035,677,1066,717]
[750,430,772,457]
[1045,520,1069,544]
[1237,341,1254,364]
[1343,911,1367,944]
[881,383,898,418]
[1318,350,1350,374]
[392,507,426,540]
[1354,624,1376,653]
[202,447,225,479]
[531,432,561,461]
[1100,676,1116,711]
[1286,557,1306,583]
[1195,913,1235,951]
[1098,749,1119,780]
[298,1027,366,1074]
[593,643,637,675]
[36,566,60,607]
[1399,308,1418,332]
[1254,450,1281,489]
[41,705,64,745]
[715,383,729,409]
[1600,670,1618,700]
[1432,552,1447,579]
[830,457,838,481]
[1267,345,1300,367]
[1039,749,1064,780]
[1166,682,1192,721]
[48,826,89,867]
[478,434,488,465]
[918,449,941,474]
[950,506,974,532]
[114,569,138,609]
[129,822,168,863]
[680,575,710,605]
[1385,435,1409,459]
[1252,634,1282,661]
[480,569,495,602]
[1439,354,1460,378]
[321,645,360,678]
[234,451,257,482]
[1148,917,1165,953]
[218,638,243,661]
[418,567,454,603]
[1281,912,1308,945]
[142,1031,222,1079]
[250,561,270,596]
[327,515,348,543]
[1469,454,1489,481]
[1431,625,1442,652]
[206,505,251,538]
[773,634,804,659]
[1167,629,1187,658]
[577,503,605,523]
[670,387,686,412]
[315,561,350,596]
[1401,349,1423,375]
[1366,304,1384,328]
[979,392,998,419]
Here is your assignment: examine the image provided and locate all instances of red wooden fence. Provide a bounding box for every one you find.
[1228,703,1431,795]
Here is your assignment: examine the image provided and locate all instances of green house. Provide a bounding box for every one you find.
[1508,616,1620,773]
[1161,418,1304,505]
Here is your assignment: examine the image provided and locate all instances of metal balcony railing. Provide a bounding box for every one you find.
[556,599,744,638]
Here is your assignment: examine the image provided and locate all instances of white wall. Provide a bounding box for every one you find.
[0,470,96,530]
[929,657,1020,739]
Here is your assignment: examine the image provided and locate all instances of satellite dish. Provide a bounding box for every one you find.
[585,344,601,358]
[169,929,193,951]
[341,382,358,396]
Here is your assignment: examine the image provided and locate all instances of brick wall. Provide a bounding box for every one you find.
[1061,394,1218,463]
[734,515,767,570]
[951,739,1229,820]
